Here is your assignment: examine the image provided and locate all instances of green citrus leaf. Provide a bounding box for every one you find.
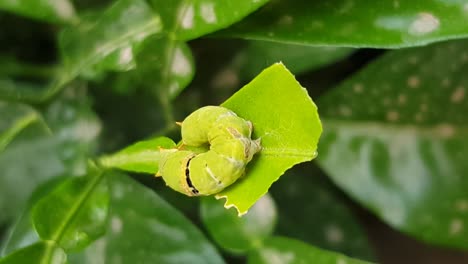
[248,236,373,264]
[99,137,176,173]
[217,63,322,215]
[69,172,225,264]
[0,0,270,103]
[317,39,468,249]
[270,168,375,261]
[238,41,354,79]
[32,165,109,251]
[1,178,67,256]
[134,37,195,99]
[58,0,163,84]
[219,0,468,48]
[0,0,163,103]
[0,93,100,224]
[129,0,269,100]
[0,0,77,24]
[148,0,269,41]
[200,194,277,254]
[0,241,66,264]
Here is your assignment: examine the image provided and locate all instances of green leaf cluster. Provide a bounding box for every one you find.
[2,0,468,263]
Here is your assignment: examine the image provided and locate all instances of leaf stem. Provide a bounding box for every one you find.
[158,93,176,127]
[155,0,192,127]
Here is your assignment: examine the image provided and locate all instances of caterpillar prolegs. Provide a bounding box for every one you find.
[156,106,261,196]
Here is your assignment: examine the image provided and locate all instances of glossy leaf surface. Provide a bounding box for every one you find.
[0,94,100,223]
[0,242,66,264]
[220,0,468,48]
[148,0,269,41]
[201,194,277,254]
[134,37,195,99]
[1,178,67,256]
[132,0,269,99]
[0,0,163,102]
[0,0,76,24]
[270,169,375,260]
[248,236,373,264]
[32,167,109,252]
[217,63,322,215]
[69,172,224,264]
[238,41,354,79]
[317,39,468,248]
[59,0,163,84]
[0,0,270,103]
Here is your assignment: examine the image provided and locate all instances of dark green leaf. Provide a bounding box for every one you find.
[200,194,277,254]
[68,0,268,97]
[69,172,225,264]
[1,178,67,256]
[238,41,354,79]
[130,0,269,100]
[58,0,267,104]
[58,0,163,83]
[134,37,195,99]
[216,63,322,215]
[0,241,66,264]
[0,0,77,24]
[99,137,176,173]
[0,93,100,223]
[0,0,163,103]
[32,165,109,251]
[220,0,468,48]
[317,39,468,249]
[148,0,269,41]
[270,168,375,260]
[248,236,373,264]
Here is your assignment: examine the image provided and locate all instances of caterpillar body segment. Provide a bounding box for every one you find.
[158,150,196,195]
[157,106,261,196]
[181,106,233,146]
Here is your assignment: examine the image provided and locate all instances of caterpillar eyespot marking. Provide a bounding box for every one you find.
[156,106,261,196]
[185,156,199,195]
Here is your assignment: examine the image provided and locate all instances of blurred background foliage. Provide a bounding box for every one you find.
[1,0,468,263]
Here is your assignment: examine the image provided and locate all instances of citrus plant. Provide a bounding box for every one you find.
[1,0,468,263]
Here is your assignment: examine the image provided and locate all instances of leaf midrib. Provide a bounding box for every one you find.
[42,15,162,101]
[50,170,105,245]
[0,112,38,153]
[40,241,63,264]
[261,148,316,158]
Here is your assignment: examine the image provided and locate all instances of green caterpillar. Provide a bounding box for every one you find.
[156,106,261,196]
